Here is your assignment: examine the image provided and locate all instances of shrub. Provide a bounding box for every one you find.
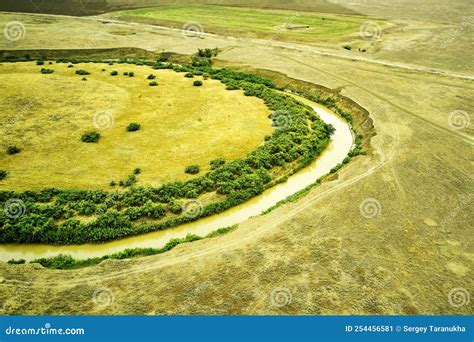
[36,60,44,65]
[185,72,194,78]
[210,157,226,169]
[193,80,203,87]
[149,81,158,86]
[123,72,129,76]
[6,145,20,155]
[128,72,134,77]
[75,69,90,75]
[67,64,74,68]
[343,45,352,50]
[124,175,137,187]
[40,68,54,74]
[81,131,100,143]
[168,201,182,214]
[110,70,118,76]
[127,123,141,132]
[81,77,87,81]
[147,74,156,80]
[185,164,200,175]
[0,170,7,180]
[110,181,116,187]
[133,168,141,175]
[7,259,26,264]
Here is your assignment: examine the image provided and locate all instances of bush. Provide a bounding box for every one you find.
[127,123,141,132]
[0,170,7,180]
[210,157,226,169]
[68,64,74,68]
[133,168,141,175]
[185,72,194,78]
[149,81,158,86]
[81,77,87,81]
[185,165,200,175]
[343,45,352,50]
[110,181,116,187]
[36,60,44,65]
[75,69,90,75]
[128,72,134,77]
[40,68,54,74]
[7,259,26,264]
[110,70,118,76]
[193,80,203,87]
[80,131,100,143]
[147,74,156,80]
[6,145,20,155]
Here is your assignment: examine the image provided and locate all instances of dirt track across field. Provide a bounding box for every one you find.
[0,2,472,315]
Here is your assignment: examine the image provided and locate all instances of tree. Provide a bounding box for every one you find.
[6,146,20,155]
[185,165,200,175]
[193,80,203,87]
[127,123,141,132]
[110,70,118,76]
[75,69,90,75]
[81,131,100,143]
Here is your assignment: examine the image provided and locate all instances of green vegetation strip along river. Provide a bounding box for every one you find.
[0,56,356,264]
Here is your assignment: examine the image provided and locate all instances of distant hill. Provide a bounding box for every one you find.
[0,0,359,16]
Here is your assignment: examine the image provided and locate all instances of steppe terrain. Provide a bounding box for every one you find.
[0,1,472,315]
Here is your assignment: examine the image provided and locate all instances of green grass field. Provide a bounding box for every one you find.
[113,4,379,42]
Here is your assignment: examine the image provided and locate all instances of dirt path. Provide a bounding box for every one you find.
[3,11,473,81]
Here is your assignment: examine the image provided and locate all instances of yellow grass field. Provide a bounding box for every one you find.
[0,62,272,191]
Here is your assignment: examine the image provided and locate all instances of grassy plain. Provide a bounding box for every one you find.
[0,0,472,316]
[110,4,383,42]
[0,61,271,191]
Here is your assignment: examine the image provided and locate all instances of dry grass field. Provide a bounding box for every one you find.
[0,62,271,190]
[0,0,472,316]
